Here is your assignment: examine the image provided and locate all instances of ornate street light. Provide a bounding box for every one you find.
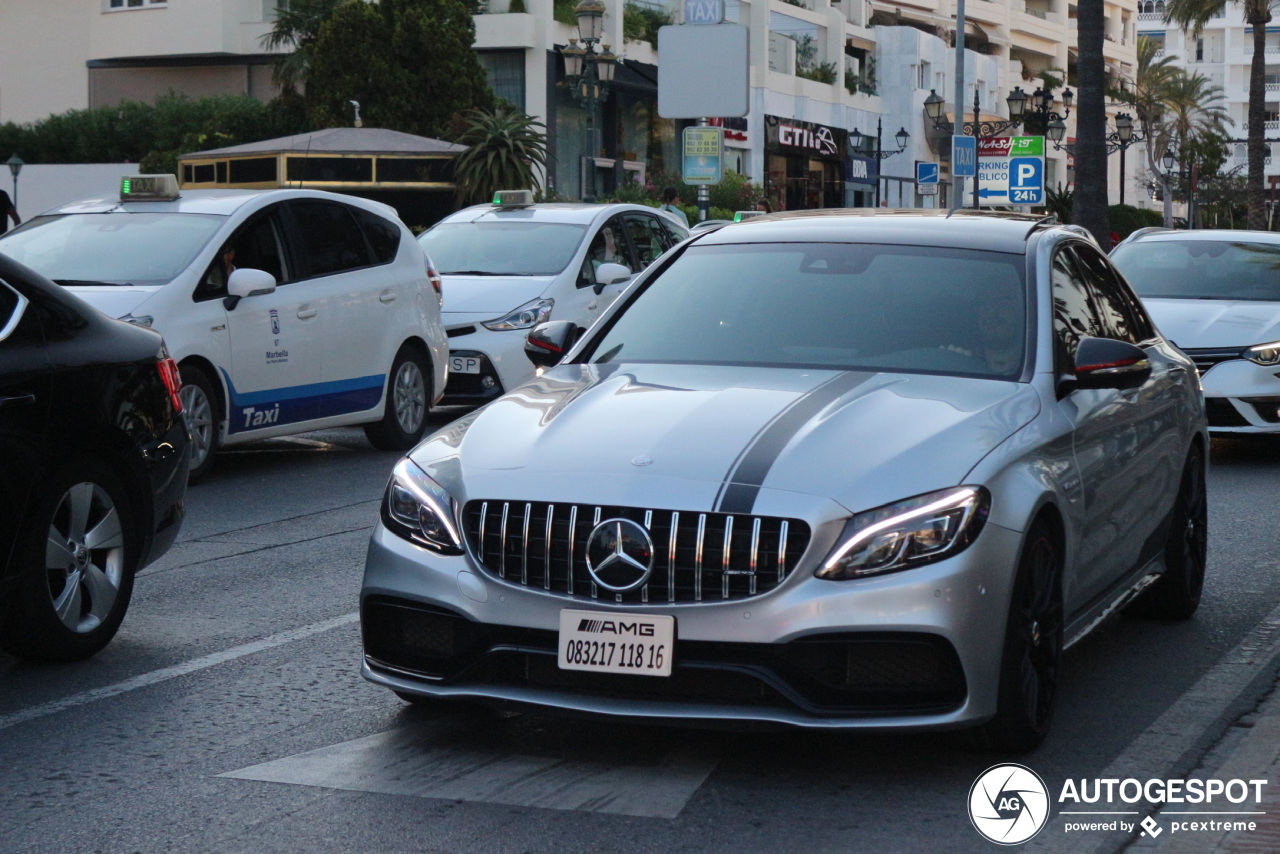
[1050,111,1145,205]
[558,0,622,200]
[851,119,911,208]
[6,154,22,212]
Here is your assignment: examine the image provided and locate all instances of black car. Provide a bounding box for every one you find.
[0,253,190,661]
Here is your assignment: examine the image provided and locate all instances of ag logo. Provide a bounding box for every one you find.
[585,518,654,591]
[968,764,1050,845]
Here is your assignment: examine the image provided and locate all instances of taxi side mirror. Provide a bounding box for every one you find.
[224,268,277,310]
[593,262,632,294]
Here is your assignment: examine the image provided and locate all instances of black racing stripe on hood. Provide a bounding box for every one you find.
[714,371,876,514]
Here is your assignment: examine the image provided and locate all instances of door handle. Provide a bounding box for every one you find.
[297,308,318,319]
[0,393,36,409]
[379,292,396,303]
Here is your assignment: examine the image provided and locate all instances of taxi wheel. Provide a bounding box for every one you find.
[365,345,430,451]
[0,457,137,662]
[1125,446,1207,620]
[971,519,1063,753]
[179,364,220,482]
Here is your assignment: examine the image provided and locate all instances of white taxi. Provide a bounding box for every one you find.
[418,192,688,405]
[0,175,447,479]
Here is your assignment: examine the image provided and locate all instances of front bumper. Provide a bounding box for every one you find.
[1197,359,1280,432]
[359,517,1025,731]
[440,321,535,406]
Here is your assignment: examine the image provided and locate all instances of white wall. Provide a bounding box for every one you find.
[8,164,141,223]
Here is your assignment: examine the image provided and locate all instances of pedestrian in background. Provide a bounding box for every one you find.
[1,189,20,234]
[755,197,772,213]
[659,186,689,227]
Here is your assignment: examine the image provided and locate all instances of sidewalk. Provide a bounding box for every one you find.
[1128,672,1280,853]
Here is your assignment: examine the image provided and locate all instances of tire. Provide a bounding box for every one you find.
[1125,446,1207,620]
[364,344,431,451]
[178,363,220,482]
[0,458,137,662]
[971,520,1064,753]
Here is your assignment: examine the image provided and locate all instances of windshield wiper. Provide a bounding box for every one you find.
[442,270,506,276]
[53,278,132,287]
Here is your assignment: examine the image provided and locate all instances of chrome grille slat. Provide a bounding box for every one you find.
[463,501,810,605]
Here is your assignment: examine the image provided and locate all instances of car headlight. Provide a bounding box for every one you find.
[816,486,990,580]
[381,458,464,554]
[122,313,154,328]
[1246,341,1280,366]
[481,298,553,331]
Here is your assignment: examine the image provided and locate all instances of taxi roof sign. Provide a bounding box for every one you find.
[492,189,534,208]
[121,174,180,202]
[732,210,765,222]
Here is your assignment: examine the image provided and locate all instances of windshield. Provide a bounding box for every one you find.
[0,212,225,286]
[1111,240,1280,301]
[587,243,1028,380]
[419,221,587,275]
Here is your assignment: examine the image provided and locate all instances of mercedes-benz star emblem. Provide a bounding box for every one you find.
[585,518,654,591]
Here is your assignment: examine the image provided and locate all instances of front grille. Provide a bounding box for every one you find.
[462,501,811,604]
[1242,397,1280,424]
[1204,397,1250,427]
[362,598,966,716]
[1180,346,1242,376]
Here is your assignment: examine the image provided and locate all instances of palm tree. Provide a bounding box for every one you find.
[261,0,345,93]
[1166,0,1271,228]
[452,105,549,206]
[1117,36,1183,180]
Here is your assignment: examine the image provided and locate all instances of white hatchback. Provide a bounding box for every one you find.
[418,195,688,405]
[0,176,448,478]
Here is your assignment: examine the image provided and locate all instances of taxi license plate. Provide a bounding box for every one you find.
[557,609,674,677]
[449,355,481,374]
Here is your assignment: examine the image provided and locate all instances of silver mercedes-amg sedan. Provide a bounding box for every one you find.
[360,210,1208,752]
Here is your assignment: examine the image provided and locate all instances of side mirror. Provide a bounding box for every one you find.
[525,320,579,369]
[228,268,277,299]
[594,262,632,293]
[1072,337,1151,391]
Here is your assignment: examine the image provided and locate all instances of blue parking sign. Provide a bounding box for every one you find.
[1008,156,1043,205]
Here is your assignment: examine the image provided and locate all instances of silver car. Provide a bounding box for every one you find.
[1111,228,1280,433]
[361,210,1207,751]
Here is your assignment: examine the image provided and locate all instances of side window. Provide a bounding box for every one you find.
[580,217,630,286]
[287,201,372,279]
[1070,245,1152,344]
[621,214,667,268]
[196,213,288,301]
[660,219,686,247]
[1051,249,1105,376]
[351,207,401,265]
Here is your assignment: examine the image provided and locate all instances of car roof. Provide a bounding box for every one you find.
[433,202,666,227]
[37,187,396,218]
[691,208,1064,254]
[1120,227,1280,244]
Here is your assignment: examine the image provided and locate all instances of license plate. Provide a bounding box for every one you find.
[557,609,674,677]
[449,355,481,374]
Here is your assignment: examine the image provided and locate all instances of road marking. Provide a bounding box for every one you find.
[220,726,717,819]
[1026,599,1280,853]
[0,612,358,733]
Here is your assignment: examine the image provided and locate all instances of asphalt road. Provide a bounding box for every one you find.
[3,418,1280,854]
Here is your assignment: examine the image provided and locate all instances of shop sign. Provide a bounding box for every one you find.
[766,116,847,158]
[846,155,879,185]
[708,117,749,146]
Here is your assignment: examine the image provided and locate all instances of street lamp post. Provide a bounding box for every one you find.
[7,154,23,213]
[1157,144,1191,229]
[1047,112,1143,205]
[850,118,909,208]
[559,0,620,201]
[924,84,1071,208]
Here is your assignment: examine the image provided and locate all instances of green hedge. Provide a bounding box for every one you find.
[1108,204,1163,240]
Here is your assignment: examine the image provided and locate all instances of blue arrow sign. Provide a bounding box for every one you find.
[916,161,939,184]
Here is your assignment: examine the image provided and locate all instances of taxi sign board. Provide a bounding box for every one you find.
[952,136,977,177]
[977,136,1045,206]
[683,0,724,24]
[683,126,724,184]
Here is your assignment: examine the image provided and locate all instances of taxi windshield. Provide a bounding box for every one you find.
[0,212,225,286]
[1111,239,1280,301]
[419,221,587,276]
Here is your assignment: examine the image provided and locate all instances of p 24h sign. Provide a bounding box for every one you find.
[977,136,1045,206]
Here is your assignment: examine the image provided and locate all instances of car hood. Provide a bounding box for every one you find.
[60,285,160,320]
[441,275,557,316]
[1146,298,1280,349]
[411,363,1040,515]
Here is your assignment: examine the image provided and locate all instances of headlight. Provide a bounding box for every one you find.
[1246,341,1280,366]
[816,486,990,580]
[481,298,553,331]
[381,458,464,554]
[122,313,154,328]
